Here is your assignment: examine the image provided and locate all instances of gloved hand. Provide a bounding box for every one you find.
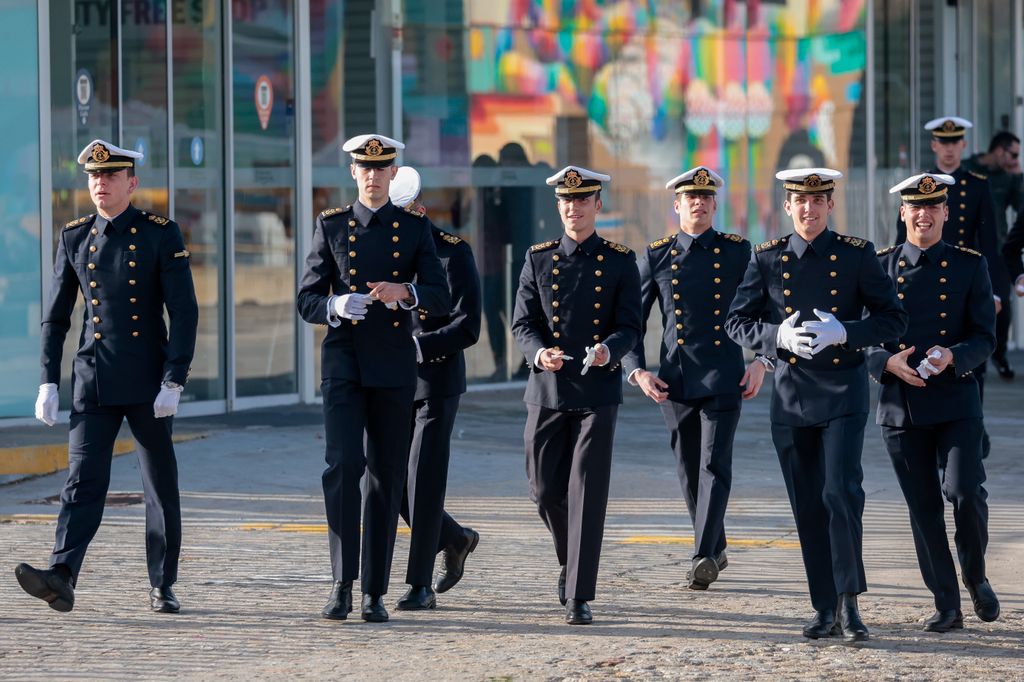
[154,384,183,418]
[775,311,813,360]
[801,309,848,355]
[35,383,59,426]
[333,293,372,321]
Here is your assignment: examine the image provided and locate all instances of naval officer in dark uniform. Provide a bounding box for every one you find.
[16,139,198,614]
[511,166,641,625]
[623,167,767,591]
[726,168,908,642]
[870,172,1000,632]
[297,135,450,623]
[386,167,483,611]
[894,117,1007,458]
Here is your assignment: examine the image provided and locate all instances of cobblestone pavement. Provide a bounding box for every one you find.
[2,373,1023,680]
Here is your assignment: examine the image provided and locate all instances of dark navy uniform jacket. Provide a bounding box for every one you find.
[40,205,199,406]
[411,226,482,401]
[623,228,751,402]
[512,232,642,410]
[725,229,908,427]
[895,166,1008,295]
[866,241,995,427]
[297,200,450,388]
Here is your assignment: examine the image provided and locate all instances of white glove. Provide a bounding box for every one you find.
[333,293,372,320]
[581,345,598,375]
[35,383,59,426]
[916,350,943,379]
[154,384,183,418]
[776,311,813,360]
[801,309,848,356]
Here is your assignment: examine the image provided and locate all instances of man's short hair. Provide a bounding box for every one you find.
[787,190,833,202]
[988,131,1020,152]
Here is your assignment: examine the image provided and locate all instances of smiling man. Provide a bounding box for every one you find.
[726,168,907,642]
[16,139,198,614]
[869,173,999,632]
[511,166,641,625]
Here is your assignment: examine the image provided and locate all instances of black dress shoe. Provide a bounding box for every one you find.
[150,586,180,614]
[802,610,839,639]
[15,563,75,612]
[994,357,1015,380]
[686,551,728,582]
[396,585,436,610]
[565,599,592,625]
[557,566,567,606]
[924,608,964,632]
[322,580,353,620]
[965,580,1000,622]
[688,556,720,590]
[839,593,869,642]
[361,594,389,623]
[433,528,479,594]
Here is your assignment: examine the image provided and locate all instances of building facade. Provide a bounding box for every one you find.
[2,0,1022,421]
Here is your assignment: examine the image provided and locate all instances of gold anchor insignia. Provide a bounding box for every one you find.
[919,176,937,194]
[804,174,822,188]
[942,120,957,132]
[365,139,384,157]
[91,144,110,163]
[694,169,710,186]
[564,170,582,189]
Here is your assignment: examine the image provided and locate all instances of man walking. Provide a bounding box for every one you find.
[297,135,450,623]
[16,139,198,614]
[870,172,1000,632]
[623,166,766,590]
[726,168,907,642]
[511,166,641,625]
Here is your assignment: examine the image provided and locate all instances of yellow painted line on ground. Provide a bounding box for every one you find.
[0,514,58,524]
[0,433,206,476]
[240,523,410,536]
[619,535,801,549]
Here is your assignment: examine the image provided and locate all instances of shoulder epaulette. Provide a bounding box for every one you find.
[717,232,746,243]
[530,240,559,253]
[838,234,868,248]
[755,238,783,254]
[648,236,672,250]
[146,213,170,227]
[64,214,94,230]
[875,245,898,256]
[319,206,349,219]
[403,205,426,218]
[968,170,988,181]
[956,245,982,257]
[440,231,463,245]
[602,239,632,255]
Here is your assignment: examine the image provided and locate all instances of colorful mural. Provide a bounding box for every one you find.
[462,0,867,239]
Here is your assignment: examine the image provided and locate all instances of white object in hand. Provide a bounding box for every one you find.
[776,311,813,359]
[35,383,59,426]
[801,309,848,355]
[334,293,372,320]
[154,384,183,418]
[581,345,599,375]
[915,350,943,379]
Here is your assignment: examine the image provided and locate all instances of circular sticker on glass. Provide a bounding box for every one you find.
[75,69,93,125]
[134,138,147,166]
[255,75,273,130]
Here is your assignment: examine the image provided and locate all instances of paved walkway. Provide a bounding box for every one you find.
[2,364,1023,680]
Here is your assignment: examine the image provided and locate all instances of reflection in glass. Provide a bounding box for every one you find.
[175,1,225,402]
[232,2,297,398]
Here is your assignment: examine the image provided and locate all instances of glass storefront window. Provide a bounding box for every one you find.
[232,0,298,398]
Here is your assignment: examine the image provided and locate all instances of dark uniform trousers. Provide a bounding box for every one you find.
[726,229,908,612]
[660,394,740,559]
[511,232,642,602]
[525,403,617,602]
[869,240,995,610]
[398,226,482,587]
[53,402,180,588]
[41,206,198,588]
[624,228,752,560]
[298,200,451,596]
